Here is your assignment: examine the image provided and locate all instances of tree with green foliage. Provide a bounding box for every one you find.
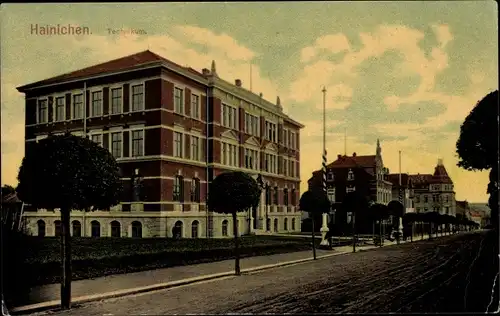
[207,171,261,275]
[299,189,330,259]
[343,191,369,252]
[1,184,16,197]
[16,134,122,309]
[456,90,499,229]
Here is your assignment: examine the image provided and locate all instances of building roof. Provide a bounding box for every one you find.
[327,153,376,169]
[408,160,454,186]
[17,50,206,91]
[387,173,410,187]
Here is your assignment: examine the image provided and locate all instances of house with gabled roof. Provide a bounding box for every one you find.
[409,159,456,216]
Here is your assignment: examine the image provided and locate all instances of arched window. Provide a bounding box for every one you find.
[54,220,62,237]
[91,220,101,237]
[284,218,288,231]
[37,220,46,237]
[266,218,271,231]
[292,218,296,231]
[72,220,82,237]
[274,218,279,232]
[222,220,228,236]
[131,221,142,238]
[110,221,121,237]
[173,221,183,239]
[173,175,184,202]
[191,220,199,238]
[190,178,201,203]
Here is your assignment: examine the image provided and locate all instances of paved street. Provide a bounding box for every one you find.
[30,230,498,314]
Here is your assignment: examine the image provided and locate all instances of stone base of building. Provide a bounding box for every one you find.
[22,208,302,239]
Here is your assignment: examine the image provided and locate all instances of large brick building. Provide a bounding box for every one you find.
[17,50,304,238]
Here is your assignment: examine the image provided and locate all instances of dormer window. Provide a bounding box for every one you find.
[347,169,355,181]
[327,171,334,181]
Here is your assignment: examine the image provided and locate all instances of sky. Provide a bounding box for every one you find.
[1,2,498,203]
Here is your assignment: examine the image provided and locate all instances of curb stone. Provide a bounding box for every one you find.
[10,250,350,315]
[10,233,460,315]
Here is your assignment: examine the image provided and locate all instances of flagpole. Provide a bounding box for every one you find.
[320,86,330,247]
[398,150,403,236]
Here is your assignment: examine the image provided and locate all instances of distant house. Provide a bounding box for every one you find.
[409,159,457,216]
[307,139,393,233]
[386,173,415,213]
[456,200,471,220]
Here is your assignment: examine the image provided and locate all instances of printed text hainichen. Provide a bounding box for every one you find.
[31,24,91,35]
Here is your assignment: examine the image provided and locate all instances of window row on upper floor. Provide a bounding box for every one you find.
[34,82,204,124]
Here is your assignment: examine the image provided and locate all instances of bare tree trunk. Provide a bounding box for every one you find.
[352,213,356,253]
[410,222,413,242]
[311,214,317,260]
[232,212,240,275]
[60,209,72,309]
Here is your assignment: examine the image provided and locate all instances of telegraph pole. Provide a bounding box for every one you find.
[320,86,330,247]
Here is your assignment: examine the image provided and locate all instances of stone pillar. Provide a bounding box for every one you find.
[320,213,330,246]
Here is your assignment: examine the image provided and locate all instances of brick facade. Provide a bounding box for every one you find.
[18,50,304,238]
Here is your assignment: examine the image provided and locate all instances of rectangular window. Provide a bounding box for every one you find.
[265,121,277,142]
[283,158,288,176]
[91,91,103,117]
[327,188,336,203]
[131,130,144,157]
[290,132,296,149]
[173,176,184,202]
[283,189,289,206]
[174,87,184,114]
[424,195,428,203]
[191,94,200,119]
[290,161,295,177]
[222,104,238,129]
[111,88,122,114]
[131,84,144,112]
[111,132,122,158]
[273,187,279,205]
[221,143,227,165]
[72,94,83,119]
[174,132,183,158]
[38,99,48,123]
[283,129,288,146]
[190,136,199,161]
[55,97,65,121]
[245,113,259,136]
[91,134,103,147]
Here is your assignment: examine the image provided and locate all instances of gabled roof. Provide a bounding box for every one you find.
[327,154,376,169]
[17,50,206,91]
[431,163,453,184]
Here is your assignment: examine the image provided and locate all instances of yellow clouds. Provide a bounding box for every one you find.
[171,25,256,62]
[300,33,351,63]
[1,24,283,186]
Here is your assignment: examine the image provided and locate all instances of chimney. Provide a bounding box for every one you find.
[337,154,341,159]
[202,68,210,76]
[235,79,242,87]
[352,152,356,157]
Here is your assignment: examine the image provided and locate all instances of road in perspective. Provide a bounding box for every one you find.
[32,230,498,315]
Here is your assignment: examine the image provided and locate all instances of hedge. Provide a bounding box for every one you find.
[22,235,322,285]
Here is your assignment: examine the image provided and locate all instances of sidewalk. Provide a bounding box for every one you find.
[14,231,459,312]
[23,248,336,306]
